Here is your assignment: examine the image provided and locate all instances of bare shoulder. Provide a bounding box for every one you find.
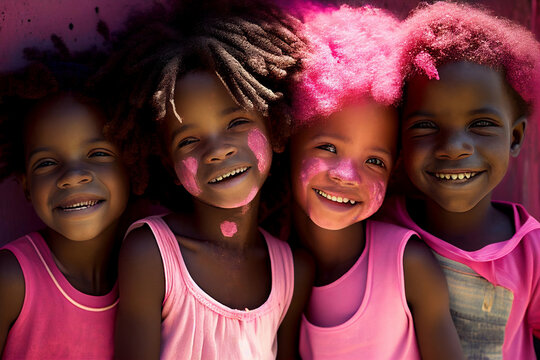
[119,224,164,299]
[0,249,25,311]
[0,249,25,350]
[402,236,448,305]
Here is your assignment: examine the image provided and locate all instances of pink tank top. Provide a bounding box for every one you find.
[128,216,294,360]
[2,233,118,360]
[299,220,421,360]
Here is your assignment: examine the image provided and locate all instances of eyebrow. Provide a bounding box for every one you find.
[220,106,244,116]
[26,138,111,160]
[468,107,503,117]
[170,124,194,143]
[312,134,350,143]
[404,111,434,120]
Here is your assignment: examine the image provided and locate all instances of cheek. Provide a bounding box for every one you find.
[364,179,387,215]
[175,157,201,196]
[247,129,271,174]
[299,157,330,190]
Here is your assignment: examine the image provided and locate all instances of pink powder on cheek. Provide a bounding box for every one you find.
[300,157,329,190]
[175,157,201,196]
[220,221,238,237]
[361,180,387,219]
[247,129,271,173]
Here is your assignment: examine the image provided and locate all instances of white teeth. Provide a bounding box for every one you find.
[314,189,357,205]
[209,167,248,183]
[61,200,99,211]
[434,172,477,180]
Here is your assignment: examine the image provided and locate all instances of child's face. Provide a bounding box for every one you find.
[402,61,524,213]
[22,96,130,241]
[163,71,272,209]
[290,102,397,230]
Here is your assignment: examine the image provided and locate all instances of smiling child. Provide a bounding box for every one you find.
[289,5,463,359]
[384,2,540,358]
[0,60,130,359]
[101,2,314,359]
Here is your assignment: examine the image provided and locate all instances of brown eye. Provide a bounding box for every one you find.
[178,137,198,148]
[228,118,250,129]
[366,158,385,168]
[316,143,337,154]
[409,120,436,130]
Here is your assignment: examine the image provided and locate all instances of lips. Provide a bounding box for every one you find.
[208,166,250,184]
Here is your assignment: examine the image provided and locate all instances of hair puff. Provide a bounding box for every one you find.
[400,1,540,112]
[292,5,403,126]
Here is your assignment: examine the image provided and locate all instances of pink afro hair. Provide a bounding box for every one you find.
[400,1,540,110]
[292,5,402,126]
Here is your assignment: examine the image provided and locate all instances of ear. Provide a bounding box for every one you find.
[17,174,31,201]
[510,116,527,157]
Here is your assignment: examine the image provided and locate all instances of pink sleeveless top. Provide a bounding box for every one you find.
[299,220,421,360]
[2,233,118,360]
[128,216,294,360]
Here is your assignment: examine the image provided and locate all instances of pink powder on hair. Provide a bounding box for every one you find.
[220,221,238,237]
[291,5,403,126]
[247,129,271,174]
[175,157,201,196]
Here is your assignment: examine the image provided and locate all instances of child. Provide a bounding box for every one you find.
[384,2,540,358]
[0,59,130,358]
[288,5,463,359]
[103,2,314,359]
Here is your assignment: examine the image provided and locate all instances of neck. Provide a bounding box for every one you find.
[292,202,365,285]
[190,195,261,251]
[407,193,514,250]
[42,221,121,295]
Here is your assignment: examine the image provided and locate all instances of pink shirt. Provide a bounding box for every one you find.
[299,220,421,360]
[128,216,294,360]
[1,233,117,360]
[384,197,540,359]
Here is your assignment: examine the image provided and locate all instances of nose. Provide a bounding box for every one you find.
[328,159,361,186]
[204,140,237,164]
[434,130,473,160]
[56,166,93,188]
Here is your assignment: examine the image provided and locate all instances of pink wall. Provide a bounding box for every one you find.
[0,0,539,245]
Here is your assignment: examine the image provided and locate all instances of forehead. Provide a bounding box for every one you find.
[404,62,516,117]
[25,96,105,149]
[293,102,398,145]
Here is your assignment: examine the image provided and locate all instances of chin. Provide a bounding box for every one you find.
[310,214,356,231]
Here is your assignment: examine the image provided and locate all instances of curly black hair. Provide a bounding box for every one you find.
[0,36,110,182]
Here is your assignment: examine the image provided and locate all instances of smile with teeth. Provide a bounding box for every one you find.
[433,172,479,180]
[314,189,357,205]
[59,200,102,211]
[209,167,249,184]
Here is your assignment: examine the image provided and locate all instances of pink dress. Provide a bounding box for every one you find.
[299,220,421,360]
[1,233,117,360]
[384,197,540,359]
[128,216,294,360]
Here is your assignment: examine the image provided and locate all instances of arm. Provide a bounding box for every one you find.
[403,237,464,360]
[0,250,25,357]
[277,249,314,360]
[115,226,165,360]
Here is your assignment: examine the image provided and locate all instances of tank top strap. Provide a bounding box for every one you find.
[367,220,417,305]
[127,216,181,304]
[259,228,294,324]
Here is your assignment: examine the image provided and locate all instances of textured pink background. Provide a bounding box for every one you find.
[0,0,538,245]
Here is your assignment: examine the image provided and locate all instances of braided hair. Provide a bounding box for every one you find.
[96,0,305,200]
